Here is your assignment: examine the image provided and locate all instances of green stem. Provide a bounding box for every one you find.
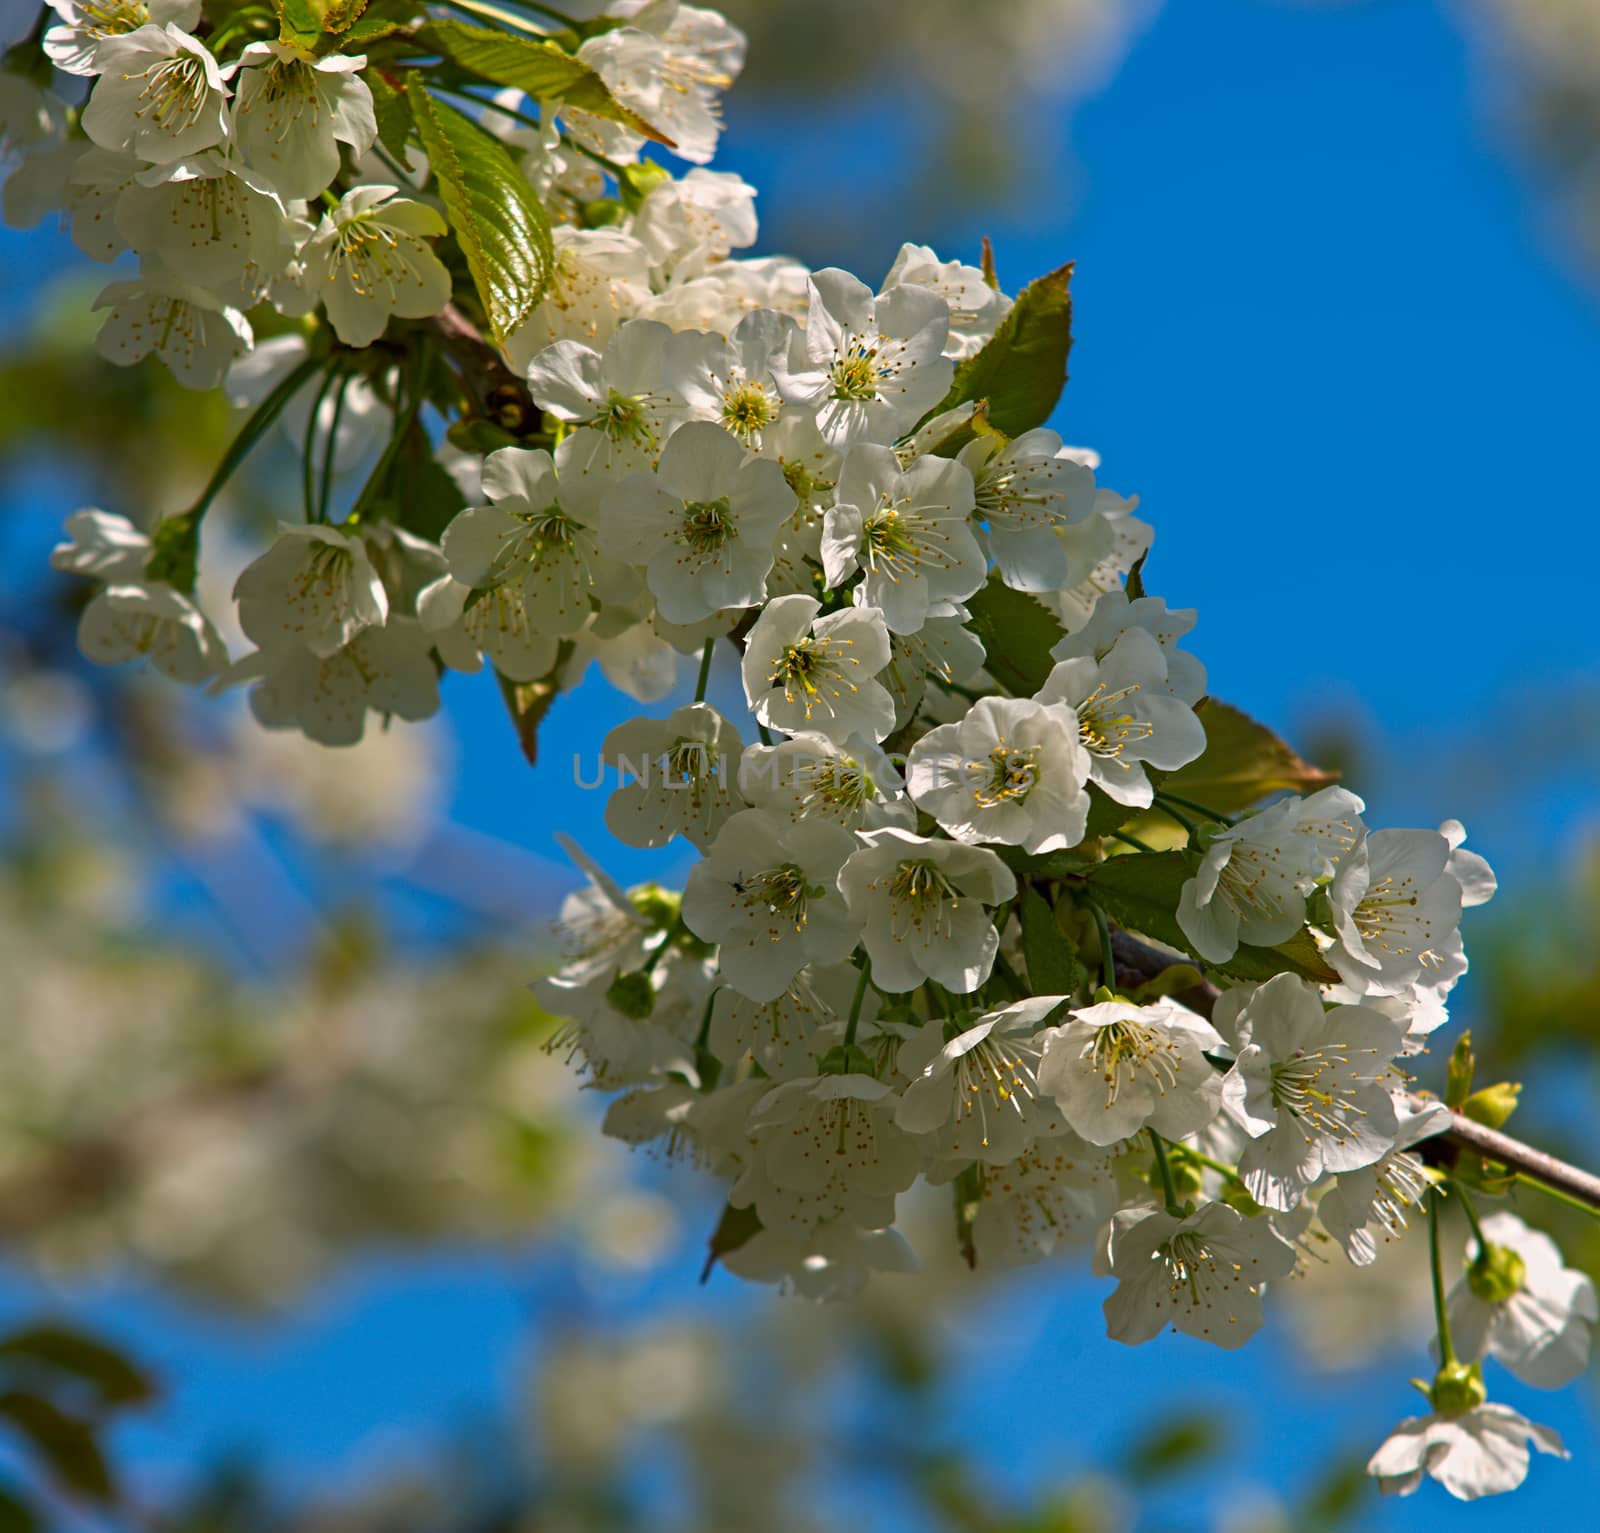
[1183,1148,1242,1183]
[1430,1189,1457,1367]
[694,638,715,703]
[188,352,323,522]
[351,344,428,522]
[842,958,871,1050]
[1157,791,1236,825]
[1515,1172,1600,1220]
[1150,797,1205,843]
[1107,829,1156,853]
[1455,1183,1488,1252]
[1148,1128,1184,1217]
[1082,894,1116,992]
[302,364,341,523]
[318,372,353,525]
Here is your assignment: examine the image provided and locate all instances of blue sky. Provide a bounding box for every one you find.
[3,0,1598,1526]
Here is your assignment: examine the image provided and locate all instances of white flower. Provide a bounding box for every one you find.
[416,575,559,683]
[823,445,985,634]
[233,618,440,747]
[743,1073,922,1219]
[78,581,226,684]
[681,807,859,1002]
[1036,997,1224,1147]
[958,428,1097,590]
[603,421,796,623]
[441,434,629,637]
[542,949,711,1090]
[602,702,744,850]
[302,185,450,347]
[1368,1403,1567,1501]
[0,70,66,159]
[639,251,810,333]
[51,507,150,581]
[1219,974,1406,1210]
[1099,1199,1297,1348]
[1316,1098,1447,1265]
[633,167,758,282]
[502,226,652,373]
[738,731,914,832]
[1176,797,1325,963]
[663,308,793,450]
[229,40,376,201]
[1448,1211,1599,1389]
[970,1141,1116,1269]
[81,24,231,164]
[114,152,293,302]
[1044,491,1154,633]
[1050,591,1207,705]
[44,1,200,79]
[92,266,251,390]
[779,270,955,449]
[1032,628,1206,808]
[705,967,856,1080]
[882,241,1011,360]
[233,524,388,658]
[741,593,897,744]
[721,1216,917,1301]
[895,996,1075,1164]
[905,695,1091,854]
[539,847,664,998]
[837,827,1016,994]
[882,605,987,728]
[1328,827,1467,997]
[572,0,745,167]
[525,319,680,474]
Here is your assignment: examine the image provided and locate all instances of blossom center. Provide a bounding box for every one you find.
[1090,1020,1180,1106]
[720,379,778,441]
[972,741,1039,808]
[680,497,734,555]
[738,863,814,934]
[829,342,881,402]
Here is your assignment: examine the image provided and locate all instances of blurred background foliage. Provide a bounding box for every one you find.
[2,0,1600,1529]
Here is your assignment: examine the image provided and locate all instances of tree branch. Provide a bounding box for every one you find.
[1106,928,1600,1213]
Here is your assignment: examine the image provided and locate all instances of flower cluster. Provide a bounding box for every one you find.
[15,0,1595,1506]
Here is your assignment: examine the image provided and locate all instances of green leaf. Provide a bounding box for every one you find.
[0,1487,39,1533]
[964,575,1064,695]
[405,82,554,347]
[1159,699,1338,813]
[0,1328,154,1409]
[1019,888,1085,996]
[932,260,1073,436]
[1445,1030,1475,1110]
[365,70,414,167]
[1084,852,1339,985]
[0,1393,115,1505]
[420,19,674,144]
